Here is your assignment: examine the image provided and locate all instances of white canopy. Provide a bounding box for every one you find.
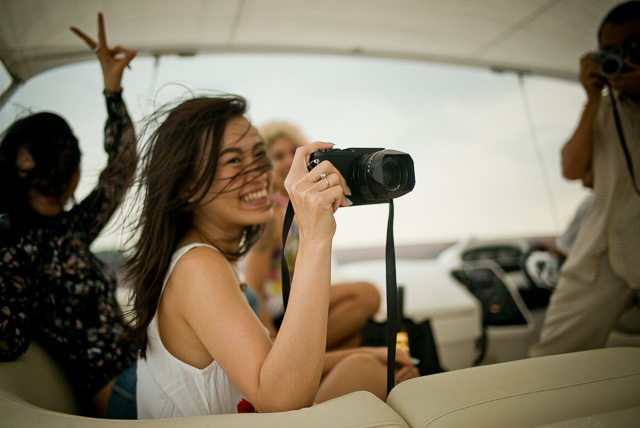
[0,0,619,88]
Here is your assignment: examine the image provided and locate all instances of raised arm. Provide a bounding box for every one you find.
[178,142,351,412]
[243,209,283,338]
[70,12,137,93]
[70,13,138,239]
[561,52,604,180]
[249,142,350,409]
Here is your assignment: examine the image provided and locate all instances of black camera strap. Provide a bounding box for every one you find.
[280,201,296,309]
[280,199,399,396]
[384,199,398,396]
[608,84,640,196]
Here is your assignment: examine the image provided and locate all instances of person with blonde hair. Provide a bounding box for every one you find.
[243,120,381,350]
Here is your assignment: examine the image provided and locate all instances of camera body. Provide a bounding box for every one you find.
[591,40,640,78]
[308,147,415,206]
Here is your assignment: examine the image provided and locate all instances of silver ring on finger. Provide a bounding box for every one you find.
[90,44,100,53]
[320,173,330,189]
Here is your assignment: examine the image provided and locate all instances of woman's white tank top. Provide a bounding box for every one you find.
[136,243,252,418]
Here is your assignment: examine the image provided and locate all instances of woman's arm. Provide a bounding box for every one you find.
[70,13,138,239]
[177,143,351,412]
[79,91,137,238]
[243,210,283,337]
[172,243,330,412]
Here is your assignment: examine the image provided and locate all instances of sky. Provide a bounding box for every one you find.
[0,53,590,252]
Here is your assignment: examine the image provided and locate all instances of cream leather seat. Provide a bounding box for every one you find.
[2,343,639,427]
[0,342,407,428]
[387,347,640,427]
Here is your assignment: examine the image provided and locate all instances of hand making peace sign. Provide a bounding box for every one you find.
[70,12,137,93]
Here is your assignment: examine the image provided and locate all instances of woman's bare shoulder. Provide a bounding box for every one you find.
[173,245,232,279]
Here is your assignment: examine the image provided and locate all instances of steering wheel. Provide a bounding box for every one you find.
[521,245,562,290]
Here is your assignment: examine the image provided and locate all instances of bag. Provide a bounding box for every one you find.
[360,317,443,376]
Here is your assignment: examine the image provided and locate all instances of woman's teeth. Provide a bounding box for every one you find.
[242,189,267,202]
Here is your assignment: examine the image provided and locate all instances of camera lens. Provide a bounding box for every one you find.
[600,56,623,78]
[353,149,415,201]
[382,157,403,190]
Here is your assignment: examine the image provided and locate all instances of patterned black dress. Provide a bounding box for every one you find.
[0,92,138,398]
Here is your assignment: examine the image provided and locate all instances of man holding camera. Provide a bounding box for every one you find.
[530,1,640,357]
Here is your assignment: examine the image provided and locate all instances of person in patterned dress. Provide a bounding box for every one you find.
[0,13,138,418]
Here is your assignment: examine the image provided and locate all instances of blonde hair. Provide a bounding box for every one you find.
[258,120,308,149]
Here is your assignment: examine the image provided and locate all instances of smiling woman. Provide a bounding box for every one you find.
[122,93,417,417]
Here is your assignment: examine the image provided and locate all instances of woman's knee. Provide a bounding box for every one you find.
[355,282,381,315]
[318,352,387,402]
[338,352,384,372]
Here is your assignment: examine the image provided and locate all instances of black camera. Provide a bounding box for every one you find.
[308,147,415,206]
[591,40,640,78]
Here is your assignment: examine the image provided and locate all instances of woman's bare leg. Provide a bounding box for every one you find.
[315,352,387,402]
[326,282,381,350]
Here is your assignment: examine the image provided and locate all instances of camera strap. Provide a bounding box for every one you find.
[280,201,295,310]
[280,199,399,396]
[608,85,640,196]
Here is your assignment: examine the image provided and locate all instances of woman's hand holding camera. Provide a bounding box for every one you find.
[284,142,350,241]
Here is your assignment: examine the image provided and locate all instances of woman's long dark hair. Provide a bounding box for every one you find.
[124,95,268,356]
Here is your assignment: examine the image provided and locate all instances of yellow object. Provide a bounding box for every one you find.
[396,331,410,353]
